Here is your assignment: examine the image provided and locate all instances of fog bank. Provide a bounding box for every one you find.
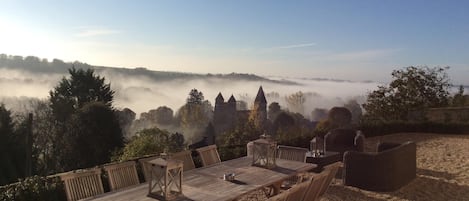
[0,67,379,118]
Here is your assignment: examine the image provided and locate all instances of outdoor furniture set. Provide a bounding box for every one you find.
[58,129,416,201]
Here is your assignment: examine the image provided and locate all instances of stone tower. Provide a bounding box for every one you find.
[253,86,268,129]
[213,93,237,136]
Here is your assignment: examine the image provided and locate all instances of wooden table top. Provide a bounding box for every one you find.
[84,156,316,201]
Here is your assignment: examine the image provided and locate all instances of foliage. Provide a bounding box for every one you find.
[273,112,314,148]
[344,100,363,124]
[49,67,114,122]
[313,119,333,138]
[248,103,267,131]
[272,112,295,133]
[28,100,60,176]
[285,91,306,114]
[0,175,65,201]
[312,107,353,138]
[186,89,204,104]
[217,121,262,161]
[177,89,213,138]
[154,106,174,125]
[115,108,136,138]
[328,107,352,127]
[46,68,121,172]
[0,105,25,185]
[311,108,328,122]
[118,128,185,161]
[363,66,451,121]
[61,102,123,171]
[267,102,282,121]
[451,85,469,107]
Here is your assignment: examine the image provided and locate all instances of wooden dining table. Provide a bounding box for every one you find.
[84,156,316,201]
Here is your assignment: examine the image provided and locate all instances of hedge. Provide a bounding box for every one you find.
[358,121,469,137]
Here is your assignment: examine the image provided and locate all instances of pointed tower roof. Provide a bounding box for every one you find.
[254,86,267,104]
[215,92,224,103]
[228,95,236,103]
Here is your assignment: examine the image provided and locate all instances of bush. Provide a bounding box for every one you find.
[0,175,66,201]
[116,128,185,162]
[218,145,246,161]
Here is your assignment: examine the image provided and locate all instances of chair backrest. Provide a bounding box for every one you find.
[196,144,221,167]
[285,180,309,201]
[318,162,341,197]
[301,171,328,201]
[103,161,140,191]
[277,145,308,162]
[60,168,104,201]
[138,155,160,182]
[171,150,196,171]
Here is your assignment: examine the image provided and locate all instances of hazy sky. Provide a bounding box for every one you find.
[1,0,468,84]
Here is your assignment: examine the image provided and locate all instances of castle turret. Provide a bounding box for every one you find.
[215,92,224,104]
[228,95,236,105]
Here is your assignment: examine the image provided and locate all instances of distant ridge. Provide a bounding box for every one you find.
[0,54,297,85]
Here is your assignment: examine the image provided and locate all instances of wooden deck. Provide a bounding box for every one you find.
[84,156,316,201]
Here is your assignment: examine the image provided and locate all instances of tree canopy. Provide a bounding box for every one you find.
[177,89,213,139]
[49,67,114,122]
[61,102,123,170]
[117,128,185,161]
[363,66,451,121]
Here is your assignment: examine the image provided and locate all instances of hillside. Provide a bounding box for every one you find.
[0,54,297,85]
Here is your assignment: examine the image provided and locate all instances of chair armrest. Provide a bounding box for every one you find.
[343,151,388,188]
[377,142,401,152]
[354,133,365,152]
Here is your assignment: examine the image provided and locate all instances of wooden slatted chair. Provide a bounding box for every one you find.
[59,168,104,201]
[196,145,221,167]
[170,150,196,171]
[277,145,309,162]
[317,162,342,198]
[284,180,310,201]
[103,161,140,191]
[138,155,160,182]
[301,171,329,201]
[266,189,289,201]
[277,145,309,189]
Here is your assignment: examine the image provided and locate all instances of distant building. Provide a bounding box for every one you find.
[212,86,268,136]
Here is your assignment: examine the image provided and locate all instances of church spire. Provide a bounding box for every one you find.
[254,86,267,104]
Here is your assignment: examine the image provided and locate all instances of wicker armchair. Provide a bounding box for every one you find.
[343,141,416,191]
[324,128,364,158]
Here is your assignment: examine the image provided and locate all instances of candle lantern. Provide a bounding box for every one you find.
[252,135,277,169]
[147,158,183,201]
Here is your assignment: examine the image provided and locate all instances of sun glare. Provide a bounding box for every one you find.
[0,18,64,61]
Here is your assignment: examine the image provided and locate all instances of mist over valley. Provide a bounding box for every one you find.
[0,55,378,121]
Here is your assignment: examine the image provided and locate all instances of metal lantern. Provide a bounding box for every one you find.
[252,135,277,169]
[147,158,184,201]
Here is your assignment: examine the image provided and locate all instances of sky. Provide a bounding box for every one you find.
[1,0,468,84]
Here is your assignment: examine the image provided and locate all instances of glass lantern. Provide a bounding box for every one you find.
[252,135,277,169]
[147,158,183,201]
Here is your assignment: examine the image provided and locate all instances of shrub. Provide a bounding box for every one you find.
[0,175,66,201]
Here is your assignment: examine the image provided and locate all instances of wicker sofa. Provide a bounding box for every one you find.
[343,141,417,191]
[324,128,365,158]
